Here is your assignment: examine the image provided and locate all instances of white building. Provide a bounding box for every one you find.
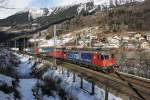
[145,33,150,41]
[141,42,150,49]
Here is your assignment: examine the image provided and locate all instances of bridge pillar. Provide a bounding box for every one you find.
[67,69,70,77]
[73,73,76,82]
[58,66,61,74]
[105,86,109,100]
[62,66,64,74]
[91,81,95,95]
[80,76,83,89]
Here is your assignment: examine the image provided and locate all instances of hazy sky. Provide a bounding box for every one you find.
[0,0,108,19]
[0,0,143,19]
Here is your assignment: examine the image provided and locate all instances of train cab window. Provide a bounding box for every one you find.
[101,55,109,60]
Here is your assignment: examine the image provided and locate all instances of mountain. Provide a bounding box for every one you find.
[0,0,149,42]
[0,2,96,28]
[0,11,30,27]
[28,8,51,19]
[0,1,99,42]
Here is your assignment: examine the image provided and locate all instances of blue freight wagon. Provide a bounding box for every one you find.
[81,52,93,63]
[42,47,53,53]
[68,51,80,60]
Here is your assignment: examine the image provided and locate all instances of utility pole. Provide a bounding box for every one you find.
[7,41,9,48]
[8,41,10,49]
[24,38,26,51]
[34,34,36,49]
[15,40,17,49]
[89,27,92,48]
[76,33,78,47]
[54,25,57,65]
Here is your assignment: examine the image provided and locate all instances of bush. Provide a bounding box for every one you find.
[0,84,13,94]
[41,78,57,96]
[46,35,52,40]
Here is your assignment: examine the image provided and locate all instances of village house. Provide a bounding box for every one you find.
[134,33,142,39]
[144,32,150,41]
[122,36,130,43]
[140,41,150,49]
[107,36,121,44]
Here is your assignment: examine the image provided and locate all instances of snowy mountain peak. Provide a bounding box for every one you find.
[77,1,95,14]
[29,8,52,19]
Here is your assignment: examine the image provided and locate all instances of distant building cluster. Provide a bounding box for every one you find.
[28,26,150,50]
[91,32,150,49]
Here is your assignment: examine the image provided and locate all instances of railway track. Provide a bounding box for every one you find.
[59,60,150,100]
[21,52,150,100]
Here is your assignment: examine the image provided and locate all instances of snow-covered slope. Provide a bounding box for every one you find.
[29,8,51,19]
[0,74,14,87]
[18,79,38,100]
[0,91,14,100]
[15,53,35,77]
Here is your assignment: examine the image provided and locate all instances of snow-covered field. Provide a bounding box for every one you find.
[0,91,14,100]
[38,34,74,47]
[0,49,18,69]
[14,54,38,100]
[0,49,16,100]
[18,79,38,100]
[17,55,35,77]
[0,74,15,100]
[0,74,14,87]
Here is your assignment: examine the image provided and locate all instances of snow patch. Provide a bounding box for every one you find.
[0,74,14,87]
[0,91,14,100]
[15,54,35,77]
[18,79,38,100]
[77,3,87,14]
[43,95,60,100]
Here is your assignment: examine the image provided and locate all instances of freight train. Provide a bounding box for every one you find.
[26,47,118,73]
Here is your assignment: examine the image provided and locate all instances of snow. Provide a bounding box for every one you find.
[77,3,87,14]
[15,54,38,100]
[11,48,19,51]
[43,95,60,100]
[35,63,44,69]
[43,67,122,100]
[0,91,14,100]
[18,79,38,100]
[0,74,14,87]
[48,9,53,15]
[17,56,35,77]
[88,7,96,13]
[0,49,14,68]
[39,36,73,47]
[28,8,52,19]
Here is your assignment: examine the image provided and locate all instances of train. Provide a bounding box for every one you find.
[26,47,118,73]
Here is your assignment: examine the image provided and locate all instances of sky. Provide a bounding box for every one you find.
[0,0,143,19]
[0,0,106,19]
